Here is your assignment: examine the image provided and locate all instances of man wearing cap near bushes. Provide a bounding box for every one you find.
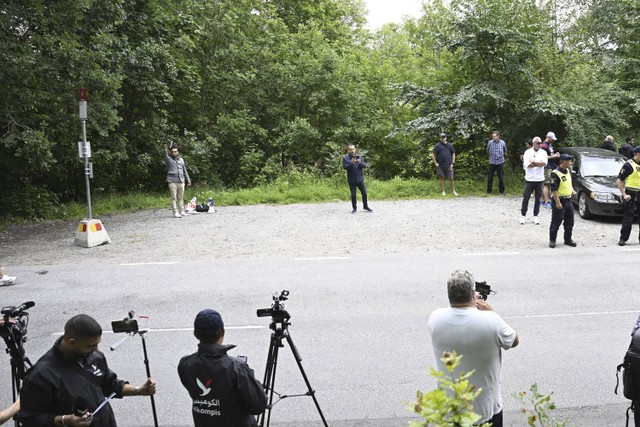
[548,153,577,248]
[178,309,267,426]
[616,146,640,246]
[431,133,458,196]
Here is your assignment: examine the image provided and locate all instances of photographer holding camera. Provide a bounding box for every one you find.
[178,309,267,427]
[428,270,519,427]
[17,314,156,427]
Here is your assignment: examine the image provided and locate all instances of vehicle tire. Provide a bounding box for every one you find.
[578,192,592,219]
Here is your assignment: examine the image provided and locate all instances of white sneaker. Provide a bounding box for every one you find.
[180,211,189,217]
[441,191,446,196]
[520,216,526,225]
[453,191,459,196]
[533,216,540,225]
[174,212,181,218]
[0,276,16,286]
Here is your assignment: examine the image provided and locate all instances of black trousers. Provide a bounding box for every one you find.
[620,192,640,242]
[349,180,368,209]
[549,197,574,242]
[521,181,543,216]
[487,163,505,194]
[488,410,503,427]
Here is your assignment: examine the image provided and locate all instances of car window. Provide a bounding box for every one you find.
[580,157,626,177]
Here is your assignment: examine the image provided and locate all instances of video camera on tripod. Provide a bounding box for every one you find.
[1,301,34,379]
[255,290,327,427]
[256,290,290,324]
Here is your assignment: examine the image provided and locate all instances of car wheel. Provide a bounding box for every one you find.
[578,192,592,219]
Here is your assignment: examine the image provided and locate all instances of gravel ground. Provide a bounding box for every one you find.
[0,196,625,267]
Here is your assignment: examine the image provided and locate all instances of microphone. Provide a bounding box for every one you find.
[11,301,35,316]
[73,396,89,417]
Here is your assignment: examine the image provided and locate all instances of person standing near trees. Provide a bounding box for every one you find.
[601,135,617,152]
[541,132,560,209]
[343,145,373,214]
[520,136,547,225]
[620,136,635,159]
[431,133,458,196]
[486,131,507,195]
[428,270,519,427]
[163,143,191,218]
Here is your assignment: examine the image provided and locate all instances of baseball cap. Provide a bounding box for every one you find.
[559,154,573,161]
[194,309,224,338]
[440,133,447,138]
[633,146,640,154]
[546,132,557,140]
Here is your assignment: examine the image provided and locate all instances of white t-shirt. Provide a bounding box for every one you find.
[522,147,548,182]
[428,307,517,422]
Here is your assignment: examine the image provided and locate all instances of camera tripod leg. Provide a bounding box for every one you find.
[139,334,159,427]
[285,333,328,427]
[259,334,282,427]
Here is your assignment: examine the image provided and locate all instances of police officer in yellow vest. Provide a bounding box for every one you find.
[549,154,577,248]
[616,146,640,246]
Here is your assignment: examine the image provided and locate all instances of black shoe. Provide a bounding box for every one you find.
[549,241,556,248]
[364,207,373,212]
[619,239,626,246]
[351,208,357,214]
[564,240,577,247]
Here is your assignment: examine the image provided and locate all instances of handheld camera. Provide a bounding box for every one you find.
[475,281,495,301]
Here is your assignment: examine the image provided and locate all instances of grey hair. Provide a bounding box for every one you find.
[532,136,542,144]
[447,270,475,304]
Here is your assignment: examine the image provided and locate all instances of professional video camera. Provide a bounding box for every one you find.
[256,290,290,323]
[475,281,495,301]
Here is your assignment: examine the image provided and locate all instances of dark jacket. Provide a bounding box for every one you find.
[178,343,267,427]
[601,140,617,152]
[620,143,634,159]
[342,154,367,184]
[17,337,125,427]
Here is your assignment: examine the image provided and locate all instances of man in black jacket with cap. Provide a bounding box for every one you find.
[178,309,267,427]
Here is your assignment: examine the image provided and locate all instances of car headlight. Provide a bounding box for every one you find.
[591,192,618,203]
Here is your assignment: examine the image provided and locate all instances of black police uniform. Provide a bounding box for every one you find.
[549,161,576,247]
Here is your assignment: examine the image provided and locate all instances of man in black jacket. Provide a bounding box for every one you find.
[178,309,267,427]
[343,144,373,214]
[17,314,156,427]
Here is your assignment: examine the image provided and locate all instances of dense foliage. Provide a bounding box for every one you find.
[1,0,637,217]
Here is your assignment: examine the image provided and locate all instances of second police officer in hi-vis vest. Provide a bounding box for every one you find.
[617,146,640,246]
[549,153,577,248]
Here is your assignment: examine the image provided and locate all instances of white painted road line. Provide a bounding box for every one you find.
[506,310,637,320]
[120,262,179,266]
[293,257,350,261]
[52,325,265,336]
[463,252,520,256]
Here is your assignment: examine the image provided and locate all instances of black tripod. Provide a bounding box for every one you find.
[110,315,159,427]
[258,312,328,427]
[1,302,35,427]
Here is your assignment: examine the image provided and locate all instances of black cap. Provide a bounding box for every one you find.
[559,154,573,161]
[633,146,640,154]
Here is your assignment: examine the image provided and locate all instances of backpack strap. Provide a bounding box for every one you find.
[625,400,634,427]
[617,363,625,395]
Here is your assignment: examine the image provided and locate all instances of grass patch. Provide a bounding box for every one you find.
[1,172,529,226]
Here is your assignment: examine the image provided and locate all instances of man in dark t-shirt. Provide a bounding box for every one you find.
[431,133,458,196]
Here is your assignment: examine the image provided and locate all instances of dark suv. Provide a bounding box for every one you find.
[557,147,627,219]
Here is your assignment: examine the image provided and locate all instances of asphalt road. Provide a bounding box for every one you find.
[0,246,637,426]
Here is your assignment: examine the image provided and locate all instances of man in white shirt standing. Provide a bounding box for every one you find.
[428,270,519,427]
[520,136,548,225]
